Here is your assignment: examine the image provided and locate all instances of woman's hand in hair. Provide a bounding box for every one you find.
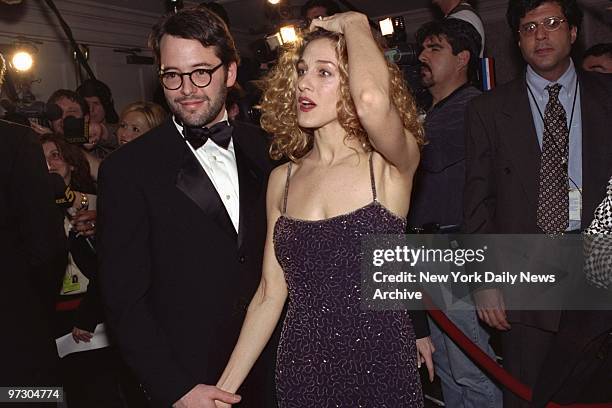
[309,11,368,35]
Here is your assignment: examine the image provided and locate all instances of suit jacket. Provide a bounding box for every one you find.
[0,120,67,385]
[97,119,273,407]
[463,70,612,404]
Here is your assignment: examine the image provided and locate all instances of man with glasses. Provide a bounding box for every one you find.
[97,7,274,408]
[464,0,612,406]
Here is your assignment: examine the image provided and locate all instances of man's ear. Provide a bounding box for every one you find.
[457,50,471,71]
[226,61,237,88]
[570,25,577,45]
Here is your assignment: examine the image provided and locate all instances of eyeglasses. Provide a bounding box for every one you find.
[518,17,567,36]
[159,62,224,90]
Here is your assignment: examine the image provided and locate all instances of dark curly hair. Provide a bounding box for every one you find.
[416,19,482,84]
[40,134,96,194]
[506,0,582,41]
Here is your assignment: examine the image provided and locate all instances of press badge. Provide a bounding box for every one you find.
[569,188,581,221]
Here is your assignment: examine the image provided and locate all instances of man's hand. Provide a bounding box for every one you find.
[416,336,436,382]
[473,288,511,330]
[70,209,97,237]
[173,384,240,408]
[30,122,53,135]
[72,327,93,343]
[84,122,102,149]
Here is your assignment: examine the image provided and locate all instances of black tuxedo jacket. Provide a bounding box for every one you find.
[0,120,67,385]
[463,70,612,405]
[97,119,273,407]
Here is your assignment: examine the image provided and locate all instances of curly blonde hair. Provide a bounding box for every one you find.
[259,29,425,161]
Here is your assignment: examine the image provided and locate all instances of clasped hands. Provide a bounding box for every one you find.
[173,384,239,408]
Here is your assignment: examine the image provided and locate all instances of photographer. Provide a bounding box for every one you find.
[76,79,120,151]
[301,0,340,25]
[31,89,103,180]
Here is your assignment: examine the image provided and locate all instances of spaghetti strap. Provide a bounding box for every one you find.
[368,153,377,202]
[282,162,293,215]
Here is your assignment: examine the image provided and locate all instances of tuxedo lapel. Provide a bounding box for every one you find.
[174,131,237,242]
[500,77,541,208]
[234,128,265,249]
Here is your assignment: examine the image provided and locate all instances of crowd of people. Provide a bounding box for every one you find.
[1,0,611,407]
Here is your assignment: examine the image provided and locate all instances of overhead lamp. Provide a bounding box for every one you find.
[379,18,394,36]
[268,0,281,4]
[11,50,33,72]
[279,25,297,44]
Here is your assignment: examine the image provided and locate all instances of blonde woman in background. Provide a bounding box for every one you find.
[117,101,167,145]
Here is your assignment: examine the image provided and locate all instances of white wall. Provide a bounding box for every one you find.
[0,0,160,114]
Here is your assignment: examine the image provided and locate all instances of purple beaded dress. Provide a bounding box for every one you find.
[273,155,424,407]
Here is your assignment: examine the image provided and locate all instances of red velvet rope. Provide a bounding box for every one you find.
[422,294,612,408]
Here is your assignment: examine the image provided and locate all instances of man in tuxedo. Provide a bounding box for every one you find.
[0,53,67,399]
[463,0,612,406]
[97,7,273,408]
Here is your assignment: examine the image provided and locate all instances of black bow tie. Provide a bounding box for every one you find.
[184,121,233,150]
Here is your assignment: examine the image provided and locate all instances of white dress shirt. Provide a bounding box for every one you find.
[173,110,240,232]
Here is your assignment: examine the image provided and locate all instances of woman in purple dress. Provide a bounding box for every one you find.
[216,12,434,407]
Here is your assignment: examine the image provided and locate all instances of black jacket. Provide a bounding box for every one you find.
[97,119,273,407]
[0,120,67,385]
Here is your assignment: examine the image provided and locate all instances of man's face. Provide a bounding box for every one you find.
[51,97,84,135]
[518,1,576,81]
[159,35,236,128]
[419,35,463,89]
[582,54,612,74]
[305,6,328,22]
[85,96,105,124]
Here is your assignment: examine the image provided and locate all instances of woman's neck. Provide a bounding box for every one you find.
[309,122,365,165]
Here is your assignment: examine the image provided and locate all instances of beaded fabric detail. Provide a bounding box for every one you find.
[273,155,424,407]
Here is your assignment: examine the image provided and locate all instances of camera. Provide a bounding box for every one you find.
[62,116,89,145]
